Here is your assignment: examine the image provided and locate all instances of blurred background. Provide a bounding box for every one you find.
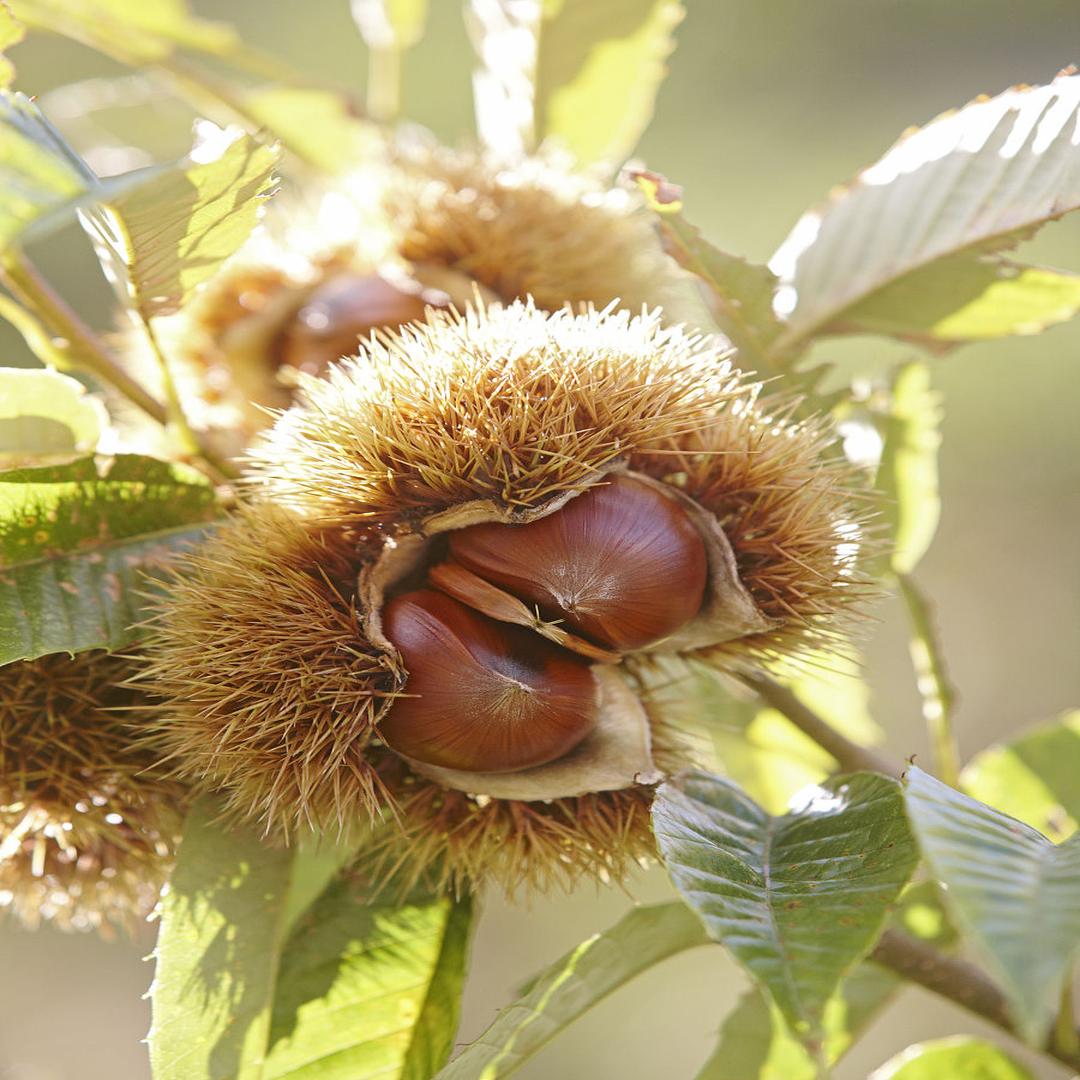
[1,1,1079,1077]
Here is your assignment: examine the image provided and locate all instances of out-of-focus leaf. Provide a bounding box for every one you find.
[153,800,471,1080]
[40,74,198,177]
[961,710,1080,842]
[875,361,941,575]
[468,0,683,167]
[351,0,428,50]
[265,878,472,1080]
[10,0,239,64]
[0,454,217,662]
[903,766,1080,1045]
[0,90,96,251]
[868,1036,1035,1079]
[653,771,917,1044]
[771,71,1080,350]
[243,87,373,174]
[696,964,897,1079]
[0,367,106,462]
[0,3,24,88]
[435,902,709,1079]
[84,131,279,321]
[839,255,1080,346]
[633,170,784,371]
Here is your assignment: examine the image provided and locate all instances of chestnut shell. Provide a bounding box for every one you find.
[380,589,598,773]
[448,474,709,650]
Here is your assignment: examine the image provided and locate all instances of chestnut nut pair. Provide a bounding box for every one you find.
[378,475,709,775]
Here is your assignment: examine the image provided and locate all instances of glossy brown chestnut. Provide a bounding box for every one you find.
[277,272,436,375]
[380,589,598,773]
[448,475,708,651]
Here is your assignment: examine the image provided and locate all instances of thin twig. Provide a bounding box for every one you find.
[737,670,897,776]
[897,571,960,786]
[0,250,234,480]
[740,671,1080,1072]
[872,930,1080,1072]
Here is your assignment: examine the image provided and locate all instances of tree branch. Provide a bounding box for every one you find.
[739,671,1080,1073]
[737,671,897,776]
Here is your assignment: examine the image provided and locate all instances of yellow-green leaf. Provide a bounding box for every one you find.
[876,361,941,575]
[771,71,1080,351]
[469,0,683,167]
[351,0,428,50]
[0,2,24,88]
[961,710,1080,843]
[839,256,1080,346]
[0,367,105,463]
[85,131,279,320]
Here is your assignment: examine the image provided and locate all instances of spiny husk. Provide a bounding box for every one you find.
[116,136,703,457]
[389,136,701,318]
[360,714,691,898]
[0,651,184,934]
[138,506,396,837]
[145,302,872,886]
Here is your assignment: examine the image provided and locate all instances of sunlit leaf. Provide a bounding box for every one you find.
[0,454,217,662]
[0,90,96,251]
[243,87,373,174]
[153,800,471,1080]
[903,766,1080,1044]
[868,1036,1035,1079]
[84,130,279,321]
[0,2,24,88]
[771,71,1080,350]
[653,771,917,1043]
[468,0,683,167]
[875,361,941,575]
[839,255,1080,346]
[351,0,428,50]
[634,169,785,372]
[0,367,106,463]
[961,710,1080,842]
[696,964,897,1079]
[436,902,709,1079]
[10,0,239,64]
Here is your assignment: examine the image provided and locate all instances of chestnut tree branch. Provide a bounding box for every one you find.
[738,670,1080,1073]
[737,671,897,776]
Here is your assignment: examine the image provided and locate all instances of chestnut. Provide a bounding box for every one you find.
[448,475,708,650]
[277,272,439,375]
[379,589,598,774]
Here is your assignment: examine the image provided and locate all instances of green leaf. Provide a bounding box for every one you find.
[696,964,897,1079]
[771,71,1080,350]
[84,131,279,321]
[0,90,95,251]
[903,766,1080,1044]
[868,1036,1035,1080]
[875,361,941,575]
[633,171,785,372]
[469,0,683,167]
[9,0,239,64]
[351,0,428,50]
[435,902,708,1079]
[839,256,1080,347]
[0,2,24,88]
[153,800,472,1080]
[0,367,106,462]
[653,771,917,1043]
[961,710,1080,842]
[242,88,373,174]
[0,453,217,662]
